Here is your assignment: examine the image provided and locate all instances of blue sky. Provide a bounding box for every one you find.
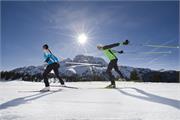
[1,1,179,71]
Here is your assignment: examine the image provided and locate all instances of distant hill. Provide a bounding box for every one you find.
[0,55,179,82]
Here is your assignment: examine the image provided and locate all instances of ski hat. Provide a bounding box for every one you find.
[43,44,49,49]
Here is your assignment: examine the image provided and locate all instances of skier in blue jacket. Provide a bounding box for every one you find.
[40,44,64,92]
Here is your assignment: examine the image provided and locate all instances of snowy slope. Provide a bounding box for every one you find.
[0,81,180,120]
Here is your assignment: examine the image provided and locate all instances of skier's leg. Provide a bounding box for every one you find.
[106,61,115,85]
[43,65,53,87]
[114,59,124,79]
[53,63,64,85]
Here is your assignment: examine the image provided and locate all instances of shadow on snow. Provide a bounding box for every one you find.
[117,87,180,110]
[0,90,61,110]
[0,87,180,110]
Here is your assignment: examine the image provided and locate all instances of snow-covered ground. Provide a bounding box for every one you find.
[0,80,180,120]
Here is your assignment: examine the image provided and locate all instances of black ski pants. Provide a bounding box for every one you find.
[43,63,64,87]
[106,59,124,85]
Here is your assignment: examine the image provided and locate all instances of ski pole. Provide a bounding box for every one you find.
[129,44,179,49]
[124,51,172,55]
[142,44,179,49]
[112,50,172,55]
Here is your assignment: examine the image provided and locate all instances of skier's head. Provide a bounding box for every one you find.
[43,44,49,50]
[97,44,103,50]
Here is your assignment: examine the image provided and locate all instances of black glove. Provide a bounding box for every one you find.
[123,40,129,45]
[118,50,124,54]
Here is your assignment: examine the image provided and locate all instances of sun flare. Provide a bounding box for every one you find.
[77,33,88,45]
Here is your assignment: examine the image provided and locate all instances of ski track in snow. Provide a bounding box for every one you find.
[0,80,180,120]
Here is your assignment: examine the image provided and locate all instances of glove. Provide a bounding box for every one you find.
[118,50,124,54]
[123,40,129,45]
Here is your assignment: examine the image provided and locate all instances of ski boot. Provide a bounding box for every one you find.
[105,84,116,89]
[40,86,50,92]
[60,81,66,87]
[59,79,65,86]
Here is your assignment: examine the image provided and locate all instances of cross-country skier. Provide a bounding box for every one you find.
[97,40,129,88]
[40,44,65,92]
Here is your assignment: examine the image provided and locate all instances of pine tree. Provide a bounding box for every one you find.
[152,72,162,82]
[130,70,141,81]
[0,71,5,79]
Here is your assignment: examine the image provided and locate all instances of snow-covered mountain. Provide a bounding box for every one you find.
[2,55,179,82]
[9,55,134,79]
[73,55,107,66]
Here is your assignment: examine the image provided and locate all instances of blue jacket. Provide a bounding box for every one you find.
[43,50,59,65]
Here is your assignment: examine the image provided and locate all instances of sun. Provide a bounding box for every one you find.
[77,33,88,45]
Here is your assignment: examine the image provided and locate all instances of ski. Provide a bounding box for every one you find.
[18,89,62,93]
[50,85,79,89]
[86,87,118,89]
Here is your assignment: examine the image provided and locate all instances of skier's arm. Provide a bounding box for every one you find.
[102,43,120,50]
[44,52,52,63]
[44,57,50,63]
[102,40,129,50]
[111,50,124,54]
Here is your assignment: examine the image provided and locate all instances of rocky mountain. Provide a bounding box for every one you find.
[0,55,179,82]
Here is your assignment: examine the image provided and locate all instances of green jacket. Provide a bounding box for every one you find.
[103,49,117,61]
[102,42,122,61]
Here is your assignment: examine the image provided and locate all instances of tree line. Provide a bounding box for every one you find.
[0,70,179,83]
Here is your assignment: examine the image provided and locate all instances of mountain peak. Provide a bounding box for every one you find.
[73,54,107,67]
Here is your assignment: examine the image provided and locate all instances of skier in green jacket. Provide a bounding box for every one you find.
[97,40,129,88]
